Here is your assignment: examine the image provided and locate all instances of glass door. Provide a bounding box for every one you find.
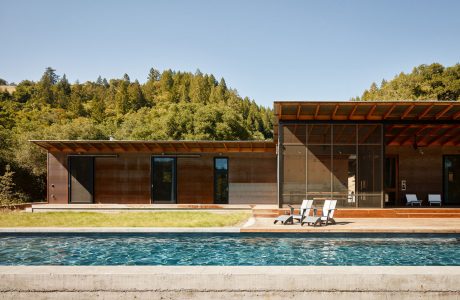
[444,156,460,205]
[214,157,229,204]
[151,157,177,203]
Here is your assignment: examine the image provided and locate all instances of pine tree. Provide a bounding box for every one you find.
[0,164,16,206]
[148,68,160,82]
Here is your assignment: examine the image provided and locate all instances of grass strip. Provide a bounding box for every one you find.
[0,211,251,227]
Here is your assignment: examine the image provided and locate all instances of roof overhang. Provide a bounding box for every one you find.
[274,101,460,122]
[30,140,276,153]
[274,101,460,145]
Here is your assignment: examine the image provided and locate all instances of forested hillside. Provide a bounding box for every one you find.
[0,68,274,201]
[354,63,460,101]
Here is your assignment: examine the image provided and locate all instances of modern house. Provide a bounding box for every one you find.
[31,101,460,208]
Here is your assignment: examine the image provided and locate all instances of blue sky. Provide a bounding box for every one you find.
[1,0,459,107]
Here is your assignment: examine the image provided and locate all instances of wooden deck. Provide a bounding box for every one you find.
[252,207,460,218]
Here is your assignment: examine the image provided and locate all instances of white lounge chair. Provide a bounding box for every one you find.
[406,194,422,206]
[292,200,314,223]
[428,194,442,206]
[301,199,337,226]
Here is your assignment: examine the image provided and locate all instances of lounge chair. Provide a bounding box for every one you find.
[428,194,442,206]
[406,194,422,206]
[274,200,313,225]
[292,200,314,223]
[301,200,337,227]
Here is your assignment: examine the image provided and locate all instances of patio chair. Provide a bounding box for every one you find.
[292,199,314,223]
[428,194,442,206]
[301,199,337,227]
[274,205,295,225]
[406,194,422,206]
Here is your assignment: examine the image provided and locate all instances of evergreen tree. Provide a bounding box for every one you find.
[0,164,16,206]
[148,68,161,81]
[55,74,71,108]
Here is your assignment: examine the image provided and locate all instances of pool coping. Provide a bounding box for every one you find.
[0,227,459,233]
[1,266,459,296]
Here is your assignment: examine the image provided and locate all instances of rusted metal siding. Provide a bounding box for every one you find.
[47,152,68,204]
[46,152,277,205]
[94,154,151,204]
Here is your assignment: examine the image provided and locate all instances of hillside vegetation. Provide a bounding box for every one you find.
[354,63,460,101]
[0,68,273,200]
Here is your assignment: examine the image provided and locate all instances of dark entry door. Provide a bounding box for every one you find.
[214,157,229,204]
[152,157,177,203]
[444,156,460,205]
[69,156,94,203]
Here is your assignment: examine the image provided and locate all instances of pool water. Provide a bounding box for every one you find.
[0,233,459,266]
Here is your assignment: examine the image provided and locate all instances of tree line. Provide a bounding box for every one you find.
[352,63,460,101]
[0,68,274,201]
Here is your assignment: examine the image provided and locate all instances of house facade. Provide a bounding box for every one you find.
[32,101,460,208]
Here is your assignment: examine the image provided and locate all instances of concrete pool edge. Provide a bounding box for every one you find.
[0,227,459,233]
[0,266,459,299]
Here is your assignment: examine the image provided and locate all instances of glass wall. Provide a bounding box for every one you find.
[281,124,383,207]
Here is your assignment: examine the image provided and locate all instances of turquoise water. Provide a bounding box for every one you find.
[0,233,459,266]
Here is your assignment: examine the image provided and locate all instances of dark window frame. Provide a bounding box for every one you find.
[151,156,177,204]
[214,157,229,204]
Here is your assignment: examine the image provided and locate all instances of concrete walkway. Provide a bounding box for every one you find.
[241,217,460,233]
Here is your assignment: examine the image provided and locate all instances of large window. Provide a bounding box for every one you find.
[281,124,383,207]
[214,157,229,204]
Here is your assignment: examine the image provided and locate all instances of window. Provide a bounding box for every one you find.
[214,158,229,204]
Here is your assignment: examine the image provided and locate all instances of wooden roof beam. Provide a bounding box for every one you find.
[348,105,358,119]
[401,104,415,119]
[435,104,453,120]
[418,126,442,146]
[155,142,164,152]
[142,143,152,151]
[383,104,396,119]
[418,104,434,120]
[442,128,460,146]
[398,125,430,146]
[296,105,302,119]
[116,142,127,152]
[452,110,460,120]
[314,104,320,120]
[387,126,412,145]
[331,104,339,120]
[428,126,459,146]
[366,105,377,120]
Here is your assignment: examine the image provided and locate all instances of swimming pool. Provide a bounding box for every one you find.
[0,233,458,266]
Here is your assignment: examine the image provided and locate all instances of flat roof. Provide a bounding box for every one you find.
[30,140,276,153]
[274,101,460,143]
[274,101,460,121]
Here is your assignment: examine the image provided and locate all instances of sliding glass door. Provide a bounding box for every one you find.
[151,157,177,203]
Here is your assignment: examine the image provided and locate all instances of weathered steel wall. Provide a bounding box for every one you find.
[46,152,277,205]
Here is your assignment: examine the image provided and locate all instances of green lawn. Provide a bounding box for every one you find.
[0,211,251,227]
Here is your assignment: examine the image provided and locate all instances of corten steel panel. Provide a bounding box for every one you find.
[47,152,69,204]
[177,156,214,204]
[94,154,151,204]
[228,153,277,204]
[228,153,277,184]
[386,146,460,205]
